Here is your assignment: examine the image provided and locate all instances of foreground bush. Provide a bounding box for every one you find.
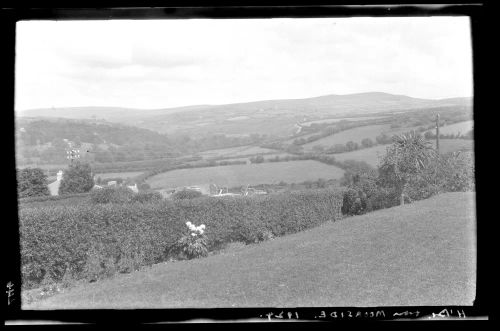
[19,188,344,289]
[171,222,209,260]
[341,173,399,216]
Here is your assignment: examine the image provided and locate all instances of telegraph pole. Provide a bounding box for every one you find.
[436,114,440,154]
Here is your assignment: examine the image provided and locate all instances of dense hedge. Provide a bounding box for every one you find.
[90,187,164,204]
[19,188,344,289]
[89,186,136,204]
[18,192,91,204]
[18,193,91,208]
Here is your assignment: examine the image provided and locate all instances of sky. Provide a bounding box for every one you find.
[15,17,473,111]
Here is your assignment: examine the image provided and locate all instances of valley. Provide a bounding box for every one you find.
[15,92,474,192]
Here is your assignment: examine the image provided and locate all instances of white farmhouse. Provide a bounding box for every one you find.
[127,183,139,193]
[48,170,64,196]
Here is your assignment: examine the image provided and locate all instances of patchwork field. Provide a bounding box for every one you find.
[146,160,345,189]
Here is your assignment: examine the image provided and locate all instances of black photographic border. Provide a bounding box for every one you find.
[2,1,491,324]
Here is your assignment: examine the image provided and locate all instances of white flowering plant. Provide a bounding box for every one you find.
[172,222,209,260]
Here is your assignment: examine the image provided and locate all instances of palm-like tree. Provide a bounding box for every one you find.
[379,131,437,205]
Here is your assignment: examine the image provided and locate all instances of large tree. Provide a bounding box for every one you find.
[378,131,436,205]
[17,168,50,198]
[58,162,95,195]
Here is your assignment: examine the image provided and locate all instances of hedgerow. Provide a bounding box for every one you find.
[89,186,136,204]
[19,188,344,289]
[18,192,90,204]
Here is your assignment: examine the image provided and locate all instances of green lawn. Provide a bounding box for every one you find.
[24,192,476,309]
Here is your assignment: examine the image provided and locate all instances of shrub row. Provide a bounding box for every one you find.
[19,188,344,289]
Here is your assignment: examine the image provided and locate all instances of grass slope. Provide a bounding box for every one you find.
[25,192,476,309]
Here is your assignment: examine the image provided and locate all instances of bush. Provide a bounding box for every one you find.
[19,188,344,289]
[90,186,136,204]
[17,168,50,198]
[171,223,208,260]
[341,168,399,216]
[137,182,151,191]
[438,151,475,192]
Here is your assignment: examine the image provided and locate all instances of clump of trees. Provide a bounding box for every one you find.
[59,162,95,195]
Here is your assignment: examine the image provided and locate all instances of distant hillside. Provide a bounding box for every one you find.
[14,118,186,166]
[14,118,269,166]
[16,92,472,137]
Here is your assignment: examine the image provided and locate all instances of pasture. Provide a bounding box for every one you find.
[301,115,388,126]
[428,120,473,136]
[146,160,345,189]
[331,139,474,167]
[198,145,277,158]
[438,139,474,154]
[25,192,476,308]
[333,145,388,167]
[93,171,145,180]
[302,124,391,149]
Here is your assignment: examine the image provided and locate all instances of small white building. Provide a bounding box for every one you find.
[48,170,64,196]
[127,183,139,193]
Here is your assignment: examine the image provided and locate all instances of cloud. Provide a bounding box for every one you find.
[15,17,472,110]
[131,48,200,69]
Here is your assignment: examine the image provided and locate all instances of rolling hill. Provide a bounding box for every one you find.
[16,92,472,137]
